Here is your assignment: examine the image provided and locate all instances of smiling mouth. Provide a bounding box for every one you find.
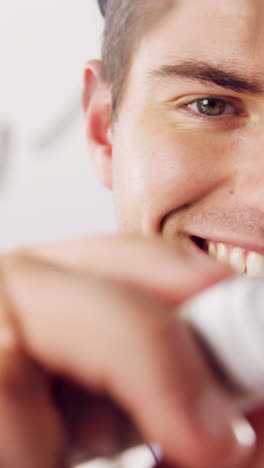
[191,236,264,276]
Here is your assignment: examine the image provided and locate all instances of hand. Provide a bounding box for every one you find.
[0,235,255,468]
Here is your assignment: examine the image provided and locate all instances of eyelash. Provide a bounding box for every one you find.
[180,96,242,120]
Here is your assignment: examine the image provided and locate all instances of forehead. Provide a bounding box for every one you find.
[133,0,264,75]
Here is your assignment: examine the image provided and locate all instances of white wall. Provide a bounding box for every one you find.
[0,0,116,250]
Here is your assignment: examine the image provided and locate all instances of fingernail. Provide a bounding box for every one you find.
[197,388,256,461]
[149,443,163,462]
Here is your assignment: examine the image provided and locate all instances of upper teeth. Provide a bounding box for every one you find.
[208,242,264,276]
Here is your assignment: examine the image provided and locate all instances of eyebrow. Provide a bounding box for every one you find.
[147,59,264,95]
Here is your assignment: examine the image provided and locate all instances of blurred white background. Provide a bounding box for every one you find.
[0,0,116,251]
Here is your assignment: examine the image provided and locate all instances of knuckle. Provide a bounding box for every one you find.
[0,250,30,348]
[0,250,25,310]
[0,247,41,304]
[0,248,31,280]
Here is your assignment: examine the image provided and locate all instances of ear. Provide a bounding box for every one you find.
[83,59,113,190]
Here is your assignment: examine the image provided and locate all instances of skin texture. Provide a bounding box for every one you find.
[85,0,264,246]
[0,0,264,467]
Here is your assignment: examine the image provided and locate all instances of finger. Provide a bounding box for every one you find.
[1,254,254,467]
[22,235,233,305]
[52,379,142,464]
[0,310,66,468]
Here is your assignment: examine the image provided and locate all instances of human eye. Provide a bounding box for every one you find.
[183,96,240,119]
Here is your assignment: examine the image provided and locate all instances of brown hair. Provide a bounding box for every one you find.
[99,0,173,122]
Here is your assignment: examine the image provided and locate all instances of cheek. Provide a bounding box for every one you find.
[115,125,229,191]
[111,108,237,232]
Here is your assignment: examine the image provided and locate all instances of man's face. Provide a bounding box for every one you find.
[91,0,264,274]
